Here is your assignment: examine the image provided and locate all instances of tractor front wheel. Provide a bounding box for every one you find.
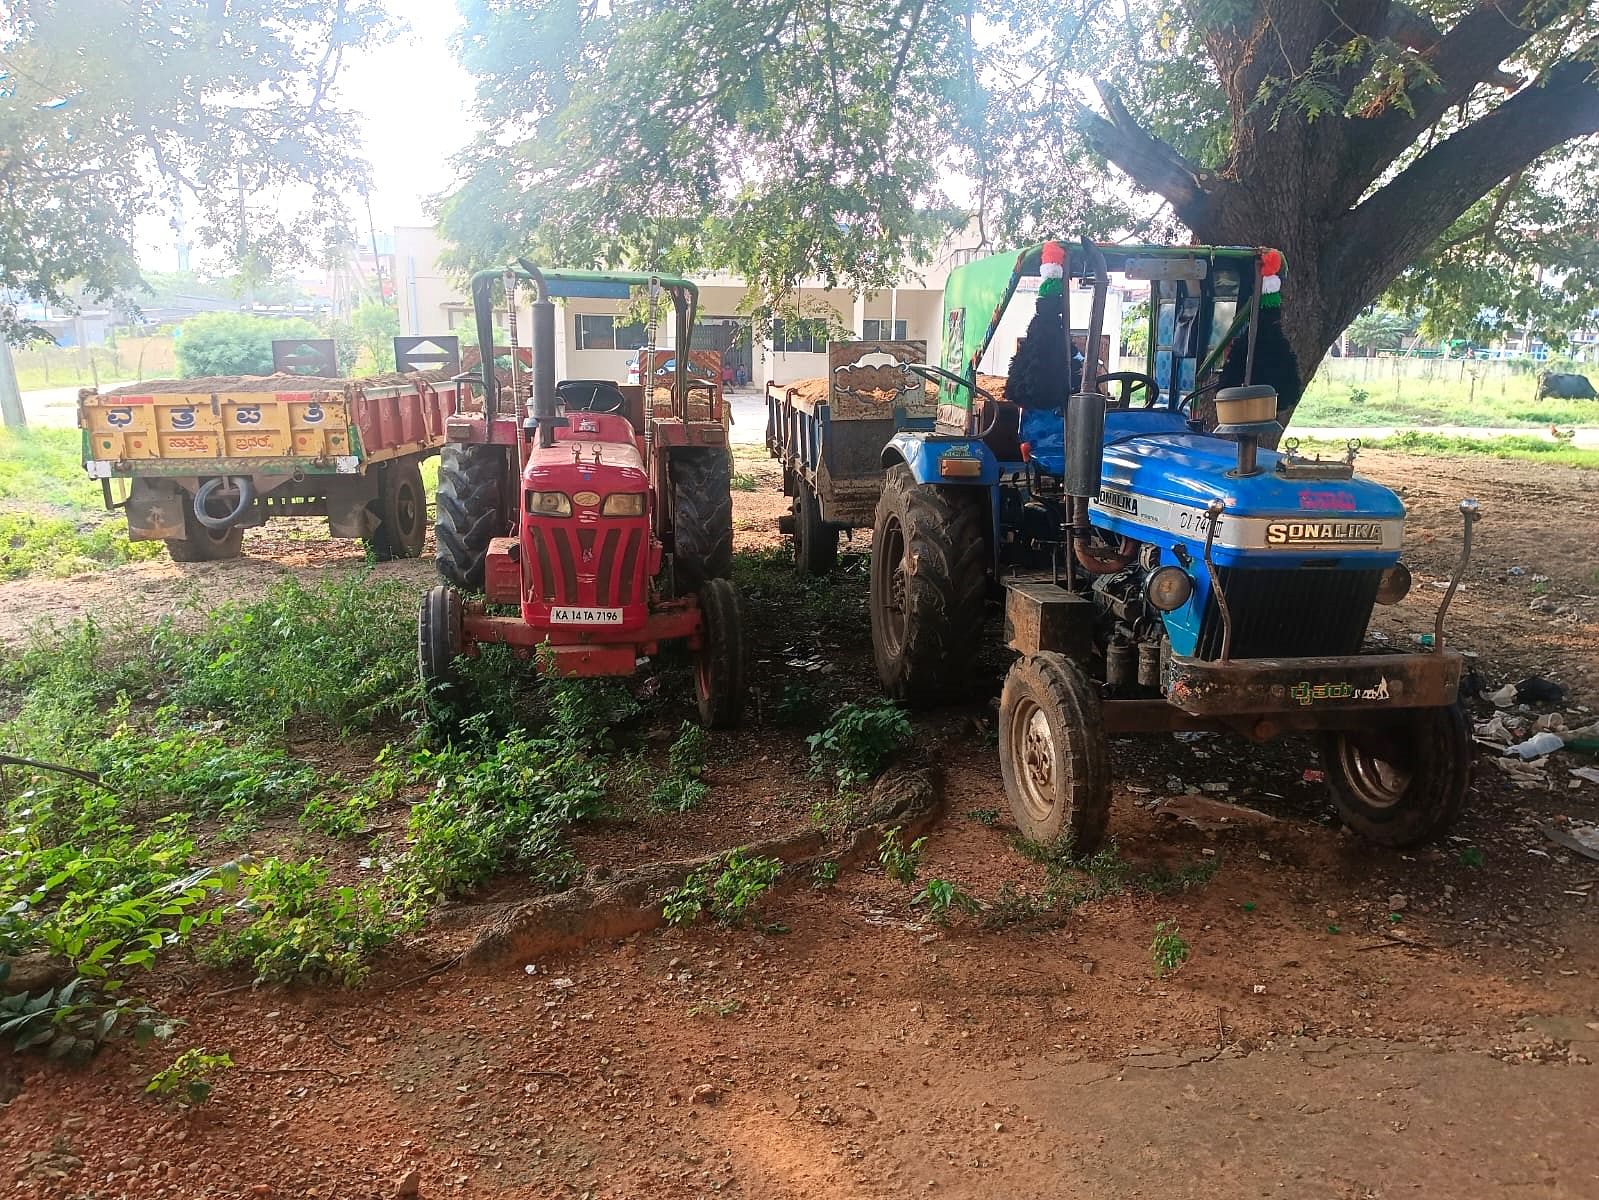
[869,464,987,706]
[418,584,463,698]
[669,449,734,591]
[365,458,427,561]
[998,652,1111,856]
[693,577,746,729]
[435,443,513,590]
[792,479,839,576]
[1318,703,1471,847]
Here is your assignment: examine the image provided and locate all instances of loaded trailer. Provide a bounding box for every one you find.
[764,340,937,574]
[79,373,454,562]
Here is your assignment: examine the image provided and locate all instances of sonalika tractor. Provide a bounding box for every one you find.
[418,263,745,726]
[871,240,1479,851]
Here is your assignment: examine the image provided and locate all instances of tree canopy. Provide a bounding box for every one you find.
[1,0,386,344]
[440,0,1599,410]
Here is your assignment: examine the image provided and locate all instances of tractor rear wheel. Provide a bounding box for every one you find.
[669,449,733,591]
[792,479,839,576]
[1318,703,1471,847]
[365,458,427,561]
[165,488,245,563]
[869,464,987,706]
[693,577,746,728]
[998,652,1111,856]
[434,443,512,590]
[418,584,463,697]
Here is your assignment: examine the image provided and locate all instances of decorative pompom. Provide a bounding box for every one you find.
[1260,248,1283,276]
[1039,241,1065,279]
[1261,275,1281,295]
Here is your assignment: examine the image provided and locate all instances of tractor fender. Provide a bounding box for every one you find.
[880,432,1000,487]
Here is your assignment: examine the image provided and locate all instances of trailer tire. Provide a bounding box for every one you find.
[869,464,988,706]
[998,652,1111,856]
[1318,702,1471,847]
[434,443,512,590]
[793,479,839,576]
[418,584,463,698]
[669,449,733,591]
[693,578,746,729]
[366,458,427,561]
[165,487,245,562]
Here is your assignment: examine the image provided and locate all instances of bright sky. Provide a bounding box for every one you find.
[138,1,477,272]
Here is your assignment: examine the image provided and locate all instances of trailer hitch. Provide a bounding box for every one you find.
[1432,498,1480,652]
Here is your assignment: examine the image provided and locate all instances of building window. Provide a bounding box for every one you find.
[771,318,828,354]
[575,314,648,351]
[862,319,908,341]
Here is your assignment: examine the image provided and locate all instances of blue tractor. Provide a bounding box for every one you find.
[868,240,1478,853]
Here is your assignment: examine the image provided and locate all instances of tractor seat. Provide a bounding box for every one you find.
[978,397,1024,462]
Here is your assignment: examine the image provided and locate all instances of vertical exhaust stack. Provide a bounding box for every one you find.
[531,295,557,448]
[1064,239,1109,499]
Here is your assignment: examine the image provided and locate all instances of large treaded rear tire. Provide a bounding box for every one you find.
[998,652,1111,856]
[668,449,733,592]
[869,463,988,706]
[1318,703,1471,847]
[434,443,512,590]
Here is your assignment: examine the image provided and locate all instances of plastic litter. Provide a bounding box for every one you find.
[1539,821,1599,862]
[1506,731,1565,760]
[1489,683,1519,708]
[1571,767,1599,785]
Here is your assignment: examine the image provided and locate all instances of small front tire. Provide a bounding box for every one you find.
[1318,703,1471,847]
[998,652,1111,856]
[693,577,746,729]
[418,584,463,698]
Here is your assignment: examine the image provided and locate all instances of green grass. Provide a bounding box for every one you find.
[1297,367,1599,428]
[1299,431,1599,470]
[0,427,100,509]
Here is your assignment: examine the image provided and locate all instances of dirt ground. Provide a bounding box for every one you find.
[2,448,1598,1199]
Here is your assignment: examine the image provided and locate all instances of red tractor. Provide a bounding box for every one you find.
[417,263,745,726]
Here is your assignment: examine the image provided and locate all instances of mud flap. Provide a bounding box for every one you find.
[125,477,186,541]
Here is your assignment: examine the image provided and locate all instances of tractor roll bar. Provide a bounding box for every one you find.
[467,265,701,442]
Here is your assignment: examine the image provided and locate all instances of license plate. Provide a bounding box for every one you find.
[549,606,624,625]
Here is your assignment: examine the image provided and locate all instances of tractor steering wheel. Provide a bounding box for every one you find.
[1096,371,1162,409]
[556,380,626,414]
[903,362,1001,438]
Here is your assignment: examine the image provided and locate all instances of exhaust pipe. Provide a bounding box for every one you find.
[1064,238,1109,499]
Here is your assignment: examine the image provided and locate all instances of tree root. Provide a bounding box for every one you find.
[462,764,943,970]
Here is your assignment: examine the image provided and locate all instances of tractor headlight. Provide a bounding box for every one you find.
[1146,565,1194,612]
[1375,561,1412,604]
[528,490,572,517]
[601,492,646,517]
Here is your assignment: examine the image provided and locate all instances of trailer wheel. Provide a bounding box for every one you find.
[1318,703,1471,847]
[435,443,512,590]
[418,584,463,697]
[693,577,746,729]
[669,449,734,591]
[165,488,245,562]
[792,479,839,576]
[998,652,1111,856]
[366,458,427,561]
[869,464,987,706]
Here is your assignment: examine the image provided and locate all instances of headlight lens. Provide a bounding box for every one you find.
[1375,561,1412,604]
[1146,565,1195,612]
[528,490,571,517]
[601,492,646,517]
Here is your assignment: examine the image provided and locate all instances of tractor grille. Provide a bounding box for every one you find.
[1195,566,1381,660]
[528,524,645,607]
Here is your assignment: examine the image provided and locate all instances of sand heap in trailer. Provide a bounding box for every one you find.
[102,371,450,396]
[773,373,1011,409]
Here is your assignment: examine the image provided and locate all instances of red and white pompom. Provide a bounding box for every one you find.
[1040,240,1065,281]
[1260,248,1283,295]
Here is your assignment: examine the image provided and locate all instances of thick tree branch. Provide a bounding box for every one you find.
[1383,3,1520,90]
[1432,169,1523,255]
[1077,82,1216,225]
[1335,61,1599,302]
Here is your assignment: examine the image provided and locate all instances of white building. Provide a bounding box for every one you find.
[392,226,1124,386]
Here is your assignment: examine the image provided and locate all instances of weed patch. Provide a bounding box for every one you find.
[663,850,783,927]
[878,826,926,884]
[1151,920,1190,976]
[146,1048,233,1105]
[809,700,911,787]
